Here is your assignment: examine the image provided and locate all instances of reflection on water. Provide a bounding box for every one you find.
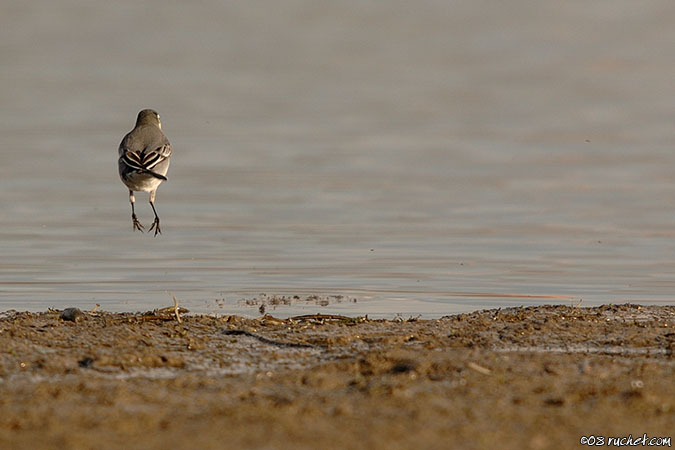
[2,1,675,317]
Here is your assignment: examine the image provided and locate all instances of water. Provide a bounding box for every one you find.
[2,1,675,317]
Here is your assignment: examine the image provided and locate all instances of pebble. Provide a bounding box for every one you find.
[60,307,85,323]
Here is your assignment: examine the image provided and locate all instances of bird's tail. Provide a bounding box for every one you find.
[142,169,168,181]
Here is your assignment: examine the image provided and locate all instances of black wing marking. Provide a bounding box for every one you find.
[122,151,145,171]
[121,143,170,174]
[141,144,171,170]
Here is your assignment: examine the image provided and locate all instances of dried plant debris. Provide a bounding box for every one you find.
[239,294,357,308]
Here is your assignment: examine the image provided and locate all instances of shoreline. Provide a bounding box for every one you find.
[1,304,673,449]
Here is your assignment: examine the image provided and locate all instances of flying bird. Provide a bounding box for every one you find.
[118,109,172,235]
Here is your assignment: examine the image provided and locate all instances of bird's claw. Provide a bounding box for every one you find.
[149,218,161,236]
[132,215,145,232]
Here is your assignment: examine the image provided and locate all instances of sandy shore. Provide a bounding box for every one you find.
[0,304,673,449]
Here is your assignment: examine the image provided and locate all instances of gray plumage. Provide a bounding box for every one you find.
[118,109,172,235]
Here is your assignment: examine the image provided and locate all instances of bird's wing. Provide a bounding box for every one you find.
[120,148,144,171]
[140,143,172,171]
[119,125,172,172]
[119,145,169,180]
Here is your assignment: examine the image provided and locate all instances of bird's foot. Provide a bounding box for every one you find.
[149,218,161,236]
[132,215,145,232]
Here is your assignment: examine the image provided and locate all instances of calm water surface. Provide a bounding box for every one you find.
[2,1,675,317]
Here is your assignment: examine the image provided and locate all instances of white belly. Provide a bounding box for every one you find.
[122,172,165,192]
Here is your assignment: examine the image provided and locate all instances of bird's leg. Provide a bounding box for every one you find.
[148,190,161,236]
[129,190,144,231]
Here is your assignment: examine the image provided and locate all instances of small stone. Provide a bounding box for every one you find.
[78,357,95,368]
[60,308,85,323]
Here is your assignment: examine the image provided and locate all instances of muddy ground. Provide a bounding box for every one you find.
[0,304,673,450]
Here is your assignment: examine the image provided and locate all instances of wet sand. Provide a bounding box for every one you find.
[0,304,672,449]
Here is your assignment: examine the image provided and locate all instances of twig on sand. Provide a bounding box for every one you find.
[467,361,492,376]
[168,293,182,324]
[289,313,362,322]
[569,297,583,308]
[138,292,189,323]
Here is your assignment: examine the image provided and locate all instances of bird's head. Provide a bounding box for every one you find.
[136,109,162,129]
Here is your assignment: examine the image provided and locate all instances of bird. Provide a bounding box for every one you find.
[118,109,172,236]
